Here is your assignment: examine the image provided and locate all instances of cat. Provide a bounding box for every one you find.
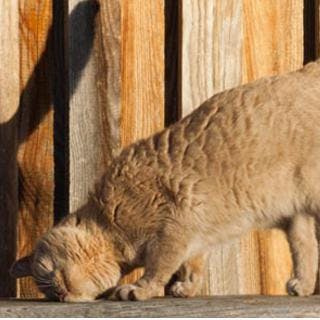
[11,60,320,302]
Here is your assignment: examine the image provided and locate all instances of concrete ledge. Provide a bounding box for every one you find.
[1,295,320,317]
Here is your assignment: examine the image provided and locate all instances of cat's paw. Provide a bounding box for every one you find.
[109,284,151,301]
[286,278,314,296]
[168,280,200,298]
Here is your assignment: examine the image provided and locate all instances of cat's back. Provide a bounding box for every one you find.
[164,60,320,234]
[108,60,320,178]
[184,60,320,167]
[107,60,320,195]
[97,60,320,238]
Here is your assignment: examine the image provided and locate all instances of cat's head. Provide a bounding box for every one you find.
[10,224,121,302]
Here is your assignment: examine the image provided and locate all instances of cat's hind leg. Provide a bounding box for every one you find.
[286,213,318,296]
[166,254,207,297]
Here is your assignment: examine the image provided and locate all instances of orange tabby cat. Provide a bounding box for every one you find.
[11,60,320,302]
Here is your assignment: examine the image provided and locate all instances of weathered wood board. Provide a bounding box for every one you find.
[17,0,54,298]
[242,0,303,82]
[181,1,242,116]
[2,296,320,317]
[242,0,303,295]
[181,0,261,295]
[68,0,121,213]
[120,0,164,147]
[0,0,19,297]
[181,0,304,295]
[120,0,165,285]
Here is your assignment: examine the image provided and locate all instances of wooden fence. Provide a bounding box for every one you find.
[0,0,319,298]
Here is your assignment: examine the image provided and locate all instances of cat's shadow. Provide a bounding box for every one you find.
[0,0,100,296]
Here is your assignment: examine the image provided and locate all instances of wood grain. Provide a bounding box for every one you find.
[120,0,164,284]
[242,0,303,295]
[121,0,164,146]
[0,0,19,297]
[181,0,242,117]
[3,296,320,317]
[69,0,121,213]
[242,0,303,81]
[181,0,261,295]
[17,0,54,298]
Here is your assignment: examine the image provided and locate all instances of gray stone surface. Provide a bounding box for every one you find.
[1,295,320,317]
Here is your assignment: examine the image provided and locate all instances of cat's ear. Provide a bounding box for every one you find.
[10,255,33,278]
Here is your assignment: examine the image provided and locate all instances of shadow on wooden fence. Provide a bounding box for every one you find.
[0,0,98,297]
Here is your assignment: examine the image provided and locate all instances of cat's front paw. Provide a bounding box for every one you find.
[286,278,314,296]
[109,284,151,301]
[168,280,201,298]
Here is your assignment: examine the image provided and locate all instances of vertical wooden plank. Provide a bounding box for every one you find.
[69,0,121,213]
[242,0,303,81]
[181,0,261,295]
[181,1,242,116]
[121,0,164,146]
[0,0,19,297]
[17,0,54,298]
[242,0,303,295]
[120,0,164,284]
